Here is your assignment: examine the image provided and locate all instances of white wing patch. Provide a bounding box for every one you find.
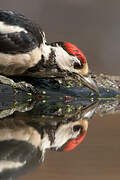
[0,21,27,34]
[0,160,26,172]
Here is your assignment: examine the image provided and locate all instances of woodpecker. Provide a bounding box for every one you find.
[0,118,88,180]
[0,10,99,93]
[0,118,88,160]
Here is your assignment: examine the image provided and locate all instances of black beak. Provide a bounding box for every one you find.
[79,74,99,94]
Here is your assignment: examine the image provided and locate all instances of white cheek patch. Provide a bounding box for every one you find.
[51,122,81,150]
[53,46,73,71]
[0,21,27,34]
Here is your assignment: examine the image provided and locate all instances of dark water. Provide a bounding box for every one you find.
[0,0,120,180]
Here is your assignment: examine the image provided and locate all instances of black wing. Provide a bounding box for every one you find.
[0,10,45,54]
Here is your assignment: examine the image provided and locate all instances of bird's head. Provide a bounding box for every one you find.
[50,41,99,93]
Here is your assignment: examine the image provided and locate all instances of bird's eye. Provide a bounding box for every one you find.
[74,62,83,69]
[73,125,83,132]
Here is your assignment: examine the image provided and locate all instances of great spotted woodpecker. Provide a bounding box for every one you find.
[0,101,97,177]
[0,10,98,93]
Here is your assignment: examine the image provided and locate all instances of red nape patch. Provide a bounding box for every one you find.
[64,42,86,64]
[63,131,86,151]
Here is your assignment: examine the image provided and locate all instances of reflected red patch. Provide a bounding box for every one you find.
[63,131,86,151]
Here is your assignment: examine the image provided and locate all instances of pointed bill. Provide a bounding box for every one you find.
[80,74,99,94]
[81,101,99,120]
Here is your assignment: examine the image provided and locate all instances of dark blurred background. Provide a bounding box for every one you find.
[0,0,120,75]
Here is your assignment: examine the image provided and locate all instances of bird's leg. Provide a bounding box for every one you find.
[0,75,39,94]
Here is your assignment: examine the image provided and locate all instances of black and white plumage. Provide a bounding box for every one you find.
[0,10,46,75]
[0,10,99,93]
[0,116,88,179]
[0,10,45,53]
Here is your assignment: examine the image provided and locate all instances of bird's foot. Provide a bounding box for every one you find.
[15,81,39,94]
[0,75,39,95]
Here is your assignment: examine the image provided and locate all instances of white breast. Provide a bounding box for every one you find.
[0,47,42,75]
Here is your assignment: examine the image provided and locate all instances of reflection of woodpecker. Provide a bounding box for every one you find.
[0,124,41,180]
[63,121,87,151]
[0,120,88,180]
[0,10,98,93]
[0,101,97,179]
[40,119,88,154]
[0,120,88,160]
